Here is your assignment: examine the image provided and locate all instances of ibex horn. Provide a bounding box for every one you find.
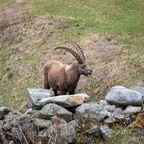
[54,46,84,64]
[65,41,85,62]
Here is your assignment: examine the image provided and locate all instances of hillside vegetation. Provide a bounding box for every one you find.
[0,0,144,109]
[0,0,144,143]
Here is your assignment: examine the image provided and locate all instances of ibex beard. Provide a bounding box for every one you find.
[44,41,92,96]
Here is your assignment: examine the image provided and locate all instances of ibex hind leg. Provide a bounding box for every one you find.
[69,91,75,95]
[69,87,76,95]
[44,78,50,89]
[44,68,50,89]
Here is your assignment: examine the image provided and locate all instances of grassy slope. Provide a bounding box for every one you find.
[0,0,144,107]
[0,0,13,5]
[28,0,144,52]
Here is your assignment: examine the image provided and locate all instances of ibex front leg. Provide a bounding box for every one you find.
[53,89,57,96]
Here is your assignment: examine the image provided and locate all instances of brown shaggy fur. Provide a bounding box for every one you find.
[44,60,92,95]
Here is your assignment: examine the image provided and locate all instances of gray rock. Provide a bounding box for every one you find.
[85,125,100,135]
[100,125,112,138]
[8,140,15,144]
[16,115,32,125]
[123,105,142,115]
[104,105,116,112]
[27,88,54,109]
[76,103,109,123]
[4,112,19,122]
[51,115,67,125]
[112,108,124,120]
[11,127,24,141]
[68,119,80,131]
[34,103,72,122]
[0,120,3,142]
[24,108,35,115]
[130,86,144,110]
[104,117,116,124]
[38,129,50,144]
[35,118,52,130]
[121,110,131,118]
[112,108,130,121]
[16,115,37,141]
[99,100,109,107]
[3,122,11,131]
[39,93,89,107]
[0,120,3,128]
[105,86,142,106]
[0,107,10,120]
[38,121,76,144]
[60,122,76,144]
[0,115,3,120]
[130,85,144,96]
[22,122,37,141]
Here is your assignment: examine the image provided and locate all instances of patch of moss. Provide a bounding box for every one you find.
[33,112,39,118]
[76,122,101,144]
[81,122,99,133]
[131,113,144,129]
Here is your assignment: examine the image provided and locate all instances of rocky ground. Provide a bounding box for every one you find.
[0,85,144,144]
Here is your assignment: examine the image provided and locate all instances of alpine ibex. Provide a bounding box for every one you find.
[44,41,92,96]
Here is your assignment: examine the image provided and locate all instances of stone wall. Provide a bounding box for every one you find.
[0,86,144,144]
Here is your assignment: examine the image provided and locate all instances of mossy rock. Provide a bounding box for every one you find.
[130,113,144,129]
[81,122,100,133]
[76,122,101,144]
[33,103,72,122]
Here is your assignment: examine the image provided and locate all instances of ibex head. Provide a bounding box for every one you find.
[78,62,92,76]
[54,41,92,76]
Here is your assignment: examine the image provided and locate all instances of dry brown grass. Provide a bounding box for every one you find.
[0,0,144,107]
[0,1,31,33]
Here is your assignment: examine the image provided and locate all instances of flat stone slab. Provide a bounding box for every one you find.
[39,93,89,107]
[27,88,54,109]
[105,86,142,106]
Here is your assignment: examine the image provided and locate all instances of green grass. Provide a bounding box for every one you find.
[0,0,14,5]
[26,0,144,52]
